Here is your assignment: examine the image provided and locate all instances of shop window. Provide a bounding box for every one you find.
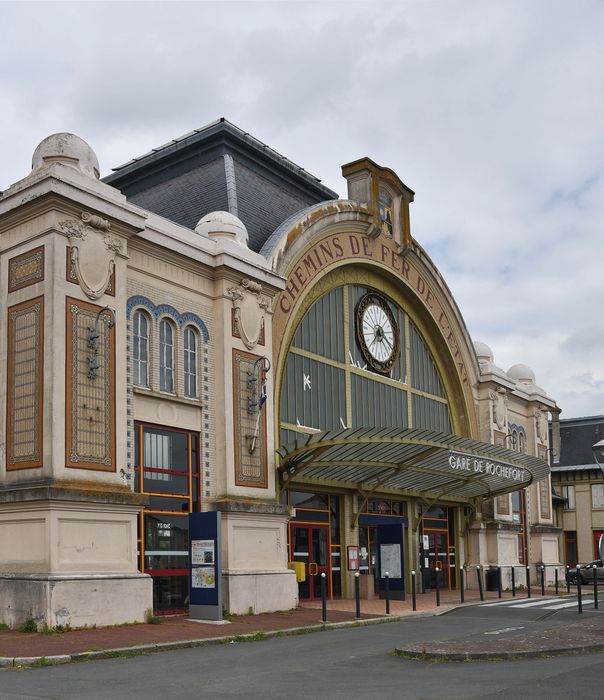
[184,326,198,398]
[562,484,575,510]
[133,310,149,387]
[159,318,175,393]
[592,484,604,509]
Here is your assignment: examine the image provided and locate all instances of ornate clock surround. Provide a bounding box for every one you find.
[355,292,400,374]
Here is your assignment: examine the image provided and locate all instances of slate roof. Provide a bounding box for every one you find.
[102,118,339,254]
[549,415,604,469]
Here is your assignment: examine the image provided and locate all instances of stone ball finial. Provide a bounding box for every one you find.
[195,211,249,247]
[32,133,100,179]
[507,363,536,384]
[473,341,494,363]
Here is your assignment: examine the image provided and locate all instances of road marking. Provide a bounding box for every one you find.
[543,598,594,610]
[484,626,525,635]
[483,597,566,608]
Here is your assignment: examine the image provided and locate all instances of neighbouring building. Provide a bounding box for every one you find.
[0,120,560,627]
[550,415,604,567]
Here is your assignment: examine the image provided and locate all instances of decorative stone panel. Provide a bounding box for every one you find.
[67,246,115,296]
[65,298,115,471]
[6,296,44,469]
[8,246,44,292]
[233,349,268,488]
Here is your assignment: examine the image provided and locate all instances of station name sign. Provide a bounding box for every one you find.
[448,451,526,482]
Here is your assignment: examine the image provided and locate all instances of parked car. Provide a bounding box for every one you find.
[567,560,604,584]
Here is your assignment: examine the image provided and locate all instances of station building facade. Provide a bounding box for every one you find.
[0,120,559,627]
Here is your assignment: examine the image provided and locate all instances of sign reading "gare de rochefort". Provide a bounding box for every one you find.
[448,451,527,483]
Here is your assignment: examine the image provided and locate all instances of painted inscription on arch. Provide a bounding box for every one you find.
[276,233,469,385]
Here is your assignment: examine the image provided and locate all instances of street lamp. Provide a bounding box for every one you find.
[592,439,604,477]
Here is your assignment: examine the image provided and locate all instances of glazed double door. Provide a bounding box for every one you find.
[290,524,330,599]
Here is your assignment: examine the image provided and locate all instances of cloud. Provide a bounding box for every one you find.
[1,0,603,416]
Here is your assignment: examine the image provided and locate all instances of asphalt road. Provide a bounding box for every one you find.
[1,604,603,700]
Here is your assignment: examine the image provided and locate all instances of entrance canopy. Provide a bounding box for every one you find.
[278,427,550,501]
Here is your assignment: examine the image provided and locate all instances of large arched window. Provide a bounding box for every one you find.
[159,319,175,393]
[184,326,198,398]
[279,285,450,444]
[133,310,150,387]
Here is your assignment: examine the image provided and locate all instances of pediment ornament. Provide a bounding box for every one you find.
[226,278,271,350]
[489,388,508,431]
[59,212,122,300]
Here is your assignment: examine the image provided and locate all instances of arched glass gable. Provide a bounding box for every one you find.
[280,285,451,444]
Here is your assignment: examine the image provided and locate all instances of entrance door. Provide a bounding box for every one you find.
[290,524,330,599]
[426,531,450,589]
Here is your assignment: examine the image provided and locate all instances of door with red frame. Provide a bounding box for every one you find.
[425,531,450,589]
[290,524,330,600]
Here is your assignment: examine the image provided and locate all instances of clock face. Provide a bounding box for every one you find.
[355,293,400,373]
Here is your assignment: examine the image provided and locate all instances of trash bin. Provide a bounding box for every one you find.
[486,567,499,591]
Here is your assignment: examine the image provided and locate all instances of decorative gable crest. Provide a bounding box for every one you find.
[226,278,271,350]
[59,212,122,300]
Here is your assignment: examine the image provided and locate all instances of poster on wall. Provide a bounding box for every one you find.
[347,546,360,571]
[192,566,216,589]
[192,540,215,566]
[380,543,402,579]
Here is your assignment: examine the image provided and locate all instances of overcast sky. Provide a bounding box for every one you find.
[2,1,603,418]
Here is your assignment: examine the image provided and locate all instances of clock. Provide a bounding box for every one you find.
[355,293,400,374]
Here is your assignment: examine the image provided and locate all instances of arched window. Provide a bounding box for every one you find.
[159,319,174,393]
[184,326,198,398]
[518,431,526,453]
[133,310,149,387]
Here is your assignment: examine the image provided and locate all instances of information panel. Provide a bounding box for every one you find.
[189,512,222,621]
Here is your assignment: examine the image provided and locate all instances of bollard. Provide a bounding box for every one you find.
[511,566,516,597]
[527,566,531,598]
[412,570,417,611]
[593,565,599,610]
[497,565,502,599]
[577,565,582,614]
[566,565,571,594]
[385,572,390,614]
[460,567,465,604]
[435,565,441,607]
[321,572,327,623]
[555,568,559,596]
[354,572,361,619]
[477,565,484,602]
[541,565,545,596]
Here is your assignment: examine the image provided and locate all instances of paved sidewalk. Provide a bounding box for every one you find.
[0,588,584,668]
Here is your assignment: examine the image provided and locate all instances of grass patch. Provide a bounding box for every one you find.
[30,656,52,667]
[144,609,162,625]
[231,632,268,643]
[0,623,9,630]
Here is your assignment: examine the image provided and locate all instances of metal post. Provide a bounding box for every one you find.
[526,566,531,598]
[541,565,545,596]
[477,565,484,602]
[511,566,516,597]
[577,565,582,614]
[497,566,502,599]
[460,567,465,603]
[566,565,571,594]
[354,572,361,619]
[321,572,327,623]
[411,570,417,611]
[435,564,441,607]
[593,565,599,610]
[385,572,390,614]
[555,568,559,596]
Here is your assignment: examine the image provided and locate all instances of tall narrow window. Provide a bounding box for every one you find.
[159,319,174,393]
[133,310,149,387]
[184,326,198,398]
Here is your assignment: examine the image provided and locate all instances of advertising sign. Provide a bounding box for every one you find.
[189,512,222,621]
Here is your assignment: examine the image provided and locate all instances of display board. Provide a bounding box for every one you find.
[189,512,222,621]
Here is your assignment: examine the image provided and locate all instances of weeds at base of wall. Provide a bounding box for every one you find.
[18,617,38,634]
